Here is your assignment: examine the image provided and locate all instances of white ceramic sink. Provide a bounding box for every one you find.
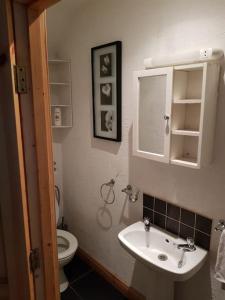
[118,222,207,281]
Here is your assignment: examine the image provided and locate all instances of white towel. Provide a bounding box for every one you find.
[215,230,225,283]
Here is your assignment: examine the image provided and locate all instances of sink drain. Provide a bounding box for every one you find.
[158,254,168,261]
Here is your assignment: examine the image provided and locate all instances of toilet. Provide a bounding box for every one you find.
[55,199,78,293]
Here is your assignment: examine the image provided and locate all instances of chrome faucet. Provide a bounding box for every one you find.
[177,237,196,252]
[177,237,196,268]
[143,217,151,232]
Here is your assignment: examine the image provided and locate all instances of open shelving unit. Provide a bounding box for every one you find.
[170,134,199,167]
[170,64,205,168]
[48,59,73,128]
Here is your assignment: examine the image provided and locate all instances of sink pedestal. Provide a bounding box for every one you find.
[131,259,174,300]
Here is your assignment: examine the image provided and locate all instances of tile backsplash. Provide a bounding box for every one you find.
[143,194,212,250]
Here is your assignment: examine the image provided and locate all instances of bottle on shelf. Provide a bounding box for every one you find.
[54,107,62,127]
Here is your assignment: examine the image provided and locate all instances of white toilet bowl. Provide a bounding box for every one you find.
[57,229,78,292]
[55,192,78,293]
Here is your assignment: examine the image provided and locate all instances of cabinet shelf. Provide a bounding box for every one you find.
[173,66,203,101]
[48,59,70,64]
[170,135,199,168]
[172,102,201,132]
[51,104,71,107]
[49,82,70,86]
[172,129,200,137]
[173,99,201,104]
[52,125,72,129]
[171,157,198,168]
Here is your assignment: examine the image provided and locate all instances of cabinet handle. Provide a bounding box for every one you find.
[164,115,170,134]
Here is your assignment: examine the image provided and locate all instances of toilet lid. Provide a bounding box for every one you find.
[57,229,78,260]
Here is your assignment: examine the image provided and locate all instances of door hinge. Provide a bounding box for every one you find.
[14,65,27,94]
[29,248,40,274]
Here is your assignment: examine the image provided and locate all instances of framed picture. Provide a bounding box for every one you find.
[91,41,122,142]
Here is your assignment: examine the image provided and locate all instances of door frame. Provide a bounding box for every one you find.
[0,1,60,299]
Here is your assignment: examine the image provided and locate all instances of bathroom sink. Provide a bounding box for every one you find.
[118,222,207,281]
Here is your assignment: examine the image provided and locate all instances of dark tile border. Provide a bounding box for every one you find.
[143,193,212,250]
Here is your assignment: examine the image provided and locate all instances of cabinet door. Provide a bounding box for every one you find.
[133,68,173,163]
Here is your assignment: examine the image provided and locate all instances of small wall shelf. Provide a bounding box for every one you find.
[52,126,72,129]
[51,104,71,107]
[48,58,73,129]
[170,135,199,168]
[48,59,70,64]
[173,64,204,101]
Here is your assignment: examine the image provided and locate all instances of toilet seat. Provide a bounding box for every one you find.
[57,229,78,260]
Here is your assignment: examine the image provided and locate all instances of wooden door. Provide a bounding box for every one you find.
[0,0,35,299]
[0,0,60,299]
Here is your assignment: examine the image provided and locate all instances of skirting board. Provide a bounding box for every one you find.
[77,248,146,300]
[0,278,8,300]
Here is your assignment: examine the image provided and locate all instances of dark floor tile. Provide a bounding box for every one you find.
[72,271,127,300]
[143,194,154,210]
[61,287,80,300]
[64,256,92,283]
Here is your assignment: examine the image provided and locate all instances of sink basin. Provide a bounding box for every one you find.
[118,221,207,281]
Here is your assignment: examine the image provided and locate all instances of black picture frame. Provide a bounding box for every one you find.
[91,41,122,142]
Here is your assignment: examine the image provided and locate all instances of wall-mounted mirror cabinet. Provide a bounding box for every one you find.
[133,62,220,169]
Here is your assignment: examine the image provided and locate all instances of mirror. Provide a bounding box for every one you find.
[138,75,167,155]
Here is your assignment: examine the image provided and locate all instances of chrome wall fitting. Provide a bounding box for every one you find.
[121,185,132,196]
[215,220,225,232]
[121,185,139,202]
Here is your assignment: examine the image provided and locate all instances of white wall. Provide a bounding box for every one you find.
[47,1,225,299]
[52,141,64,223]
